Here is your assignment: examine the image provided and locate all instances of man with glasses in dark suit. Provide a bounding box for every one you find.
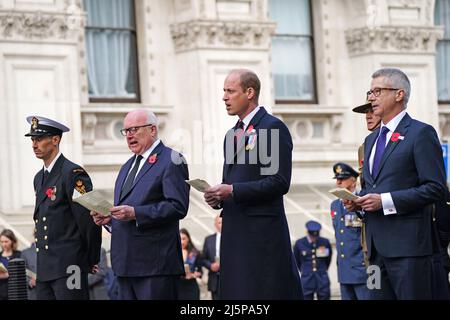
[91,109,190,300]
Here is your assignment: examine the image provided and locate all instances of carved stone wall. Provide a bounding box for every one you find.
[346,26,444,56]
[170,20,276,52]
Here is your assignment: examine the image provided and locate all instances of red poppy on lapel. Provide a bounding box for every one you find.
[45,187,57,201]
[148,153,158,164]
[360,159,364,167]
[391,132,401,142]
[330,210,336,219]
[246,125,254,133]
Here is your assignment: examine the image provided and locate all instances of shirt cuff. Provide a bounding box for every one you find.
[381,193,397,215]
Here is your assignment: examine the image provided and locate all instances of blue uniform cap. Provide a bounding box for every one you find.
[25,116,70,137]
[306,220,321,233]
[333,162,359,179]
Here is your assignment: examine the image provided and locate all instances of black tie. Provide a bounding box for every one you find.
[42,170,49,186]
[120,155,143,198]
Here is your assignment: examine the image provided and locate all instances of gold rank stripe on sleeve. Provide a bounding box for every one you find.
[73,168,85,173]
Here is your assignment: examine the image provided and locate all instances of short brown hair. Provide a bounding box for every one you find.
[231,69,261,102]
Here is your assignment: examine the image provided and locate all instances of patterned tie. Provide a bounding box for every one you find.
[372,126,389,177]
[234,120,245,151]
[120,155,143,198]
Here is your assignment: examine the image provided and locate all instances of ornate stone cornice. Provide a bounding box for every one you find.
[345,26,444,56]
[170,20,276,53]
[0,10,85,41]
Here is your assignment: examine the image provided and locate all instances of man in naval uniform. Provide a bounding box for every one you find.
[25,116,101,300]
[330,162,370,300]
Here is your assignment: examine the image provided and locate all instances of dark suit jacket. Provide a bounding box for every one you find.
[110,142,190,277]
[219,107,303,299]
[360,113,446,258]
[33,155,102,282]
[202,233,219,293]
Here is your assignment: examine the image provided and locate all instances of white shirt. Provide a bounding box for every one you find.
[44,152,62,173]
[215,232,221,258]
[240,106,261,131]
[368,110,407,216]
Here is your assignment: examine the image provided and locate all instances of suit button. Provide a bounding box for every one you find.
[340,242,344,246]
[312,249,315,253]
[35,238,38,243]
[45,245,48,250]
[36,248,39,253]
[373,184,376,188]
[44,236,48,240]
[313,268,317,272]
[312,255,316,258]
[340,218,344,222]
[362,262,365,266]
[341,254,345,258]
[44,226,47,230]
[340,230,344,234]
[43,217,46,222]
[35,219,38,223]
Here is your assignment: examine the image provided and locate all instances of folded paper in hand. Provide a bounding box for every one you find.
[185,179,211,193]
[0,262,7,273]
[72,189,113,216]
[329,188,359,201]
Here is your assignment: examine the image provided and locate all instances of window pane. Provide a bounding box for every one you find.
[437,42,450,101]
[85,0,135,29]
[84,0,139,100]
[435,0,450,101]
[272,36,314,101]
[269,0,311,35]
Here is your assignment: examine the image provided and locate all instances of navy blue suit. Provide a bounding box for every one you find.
[202,234,220,300]
[293,237,331,300]
[110,142,190,299]
[331,199,370,300]
[219,107,303,299]
[360,113,446,299]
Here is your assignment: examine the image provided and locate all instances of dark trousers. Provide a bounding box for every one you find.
[340,283,370,300]
[369,248,433,300]
[36,274,89,300]
[117,275,177,300]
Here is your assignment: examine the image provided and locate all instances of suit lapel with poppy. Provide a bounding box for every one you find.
[34,155,65,216]
[372,113,411,182]
[118,142,164,203]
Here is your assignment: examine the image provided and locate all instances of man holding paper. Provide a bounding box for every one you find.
[25,116,101,299]
[204,69,303,299]
[91,109,190,300]
[329,163,369,300]
[344,68,447,299]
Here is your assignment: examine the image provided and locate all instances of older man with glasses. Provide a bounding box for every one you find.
[345,68,447,300]
[91,109,190,300]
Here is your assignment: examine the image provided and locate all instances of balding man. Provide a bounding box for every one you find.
[91,109,190,300]
[204,69,303,299]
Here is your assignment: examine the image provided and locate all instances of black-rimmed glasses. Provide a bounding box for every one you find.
[120,124,154,136]
[366,87,400,98]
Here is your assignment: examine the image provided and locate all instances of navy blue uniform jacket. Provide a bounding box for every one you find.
[219,107,303,299]
[360,114,446,258]
[110,142,190,277]
[33,155,101,282]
